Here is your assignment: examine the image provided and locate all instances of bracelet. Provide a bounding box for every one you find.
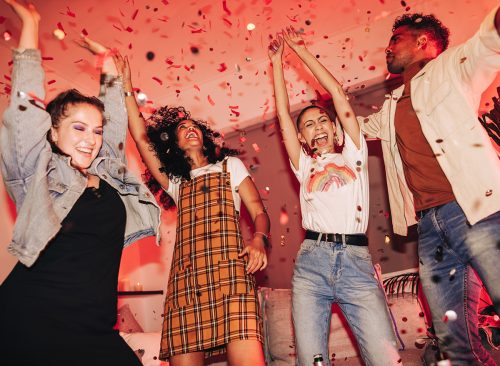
[254,231,269,239]
[124,91,134,97]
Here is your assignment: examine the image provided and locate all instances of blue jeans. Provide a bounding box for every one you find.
[292,239,400,366]
[417,201,500,365]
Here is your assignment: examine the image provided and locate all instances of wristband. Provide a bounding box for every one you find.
[124,91,134,97]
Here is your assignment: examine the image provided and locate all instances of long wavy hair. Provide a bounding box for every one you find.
[144,105,239,209]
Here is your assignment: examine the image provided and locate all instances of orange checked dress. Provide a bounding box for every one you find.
[159,159,262,358]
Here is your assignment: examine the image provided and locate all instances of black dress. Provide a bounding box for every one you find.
[0,180,141,366]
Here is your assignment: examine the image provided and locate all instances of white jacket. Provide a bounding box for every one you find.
[359,6,500,236]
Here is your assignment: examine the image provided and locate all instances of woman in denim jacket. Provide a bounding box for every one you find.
[0,1,160,365]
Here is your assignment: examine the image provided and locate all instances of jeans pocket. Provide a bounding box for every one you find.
[218,259,253,295]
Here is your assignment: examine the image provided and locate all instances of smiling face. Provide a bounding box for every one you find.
[50,103,104,173]
[297,107,336,155]
[385,25,419,74]
[176,119,204,152]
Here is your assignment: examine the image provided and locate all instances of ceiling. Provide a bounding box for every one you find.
[0,0,498,133]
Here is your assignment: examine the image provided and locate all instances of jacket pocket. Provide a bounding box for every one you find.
[218,259,253,295]
[47,176,67,195]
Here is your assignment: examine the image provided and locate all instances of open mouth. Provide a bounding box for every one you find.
[76,147,93,156]
[312,133,328,147]
[185,131,199,139]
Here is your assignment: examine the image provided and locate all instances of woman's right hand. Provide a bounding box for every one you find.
[282,26,306,52]
[112,53,131,83]
[4,0,40,25]
[268,34,284,63]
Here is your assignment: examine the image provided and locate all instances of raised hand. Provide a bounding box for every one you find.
[112,53,131,83]
[4,0,40,25]
[5,0,40,50]
[268,34,284,63]
[282,26,306,51]
[76,35,109,55]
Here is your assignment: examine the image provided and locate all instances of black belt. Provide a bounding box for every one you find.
[305,230,368,246]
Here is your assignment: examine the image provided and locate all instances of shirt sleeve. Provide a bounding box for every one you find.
[341,130,368,168]
[289,149,310,184]
[165,177,180,206]
[227,157,250,187]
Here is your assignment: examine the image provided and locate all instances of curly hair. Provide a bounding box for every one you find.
[393,13,450,54]
[144,105,239,209]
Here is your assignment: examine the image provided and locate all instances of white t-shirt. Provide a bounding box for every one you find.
[291,132,369,234]
[166,157,250,211]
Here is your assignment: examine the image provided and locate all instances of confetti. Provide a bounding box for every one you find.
[443,310,457,323]
[246,23,256,31]
[222,0,231,16]
[136,92,148,106]
[252,143,260,153]
[3,31,11,41]
[217,63,227,72]
[146,51,155,61]
[53,29,65,40]
[152,76,162,85]
[207,95,215,106]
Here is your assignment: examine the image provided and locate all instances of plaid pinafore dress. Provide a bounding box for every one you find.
[159,158,262,358]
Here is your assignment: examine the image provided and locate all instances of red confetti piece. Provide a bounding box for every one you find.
[125,26,133,33]
[73,59,83,63]
[207,95,215,106]
[66,7,76,18]
[81,28,88,36]
[132,9,139,20]
[230,108,240,117]
[286,15,298,22]
[222,18,232,27]
[184,65,191,71]
[112,25,122,31]
[194,84,200,91]
[152,77,163,85]
[42,57,54,61]
[217,63,227,72]
[128,43,132,49]
[57,22,65,32]
[358,55,364,62]
[222,0,231,16]
[368,65,376,70]
[47,80,56,85]
[264,0,272,4]
[4,75,11,81]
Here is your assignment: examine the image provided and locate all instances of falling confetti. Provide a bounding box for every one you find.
[3,31,11,41]
[53,29,65,40]
[443,310,457,323]
[246,23,256,31]
[146,51,155,61]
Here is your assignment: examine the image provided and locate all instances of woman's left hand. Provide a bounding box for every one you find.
[238,236,268,274]
[77,35,108,55]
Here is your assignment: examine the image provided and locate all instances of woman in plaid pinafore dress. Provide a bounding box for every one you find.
[123,86,269,365]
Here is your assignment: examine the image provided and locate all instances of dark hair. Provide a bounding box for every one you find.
[46,89,105,152]
[144,105,239,209]
[392,13,450,54]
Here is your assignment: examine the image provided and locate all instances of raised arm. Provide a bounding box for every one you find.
[122,57,170,190]
[268,36,302,170]
[0,0,50,203]
[283,27,361,149]
[78,37,127,162]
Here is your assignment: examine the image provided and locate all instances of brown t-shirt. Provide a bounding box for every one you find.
[394,60,455,212]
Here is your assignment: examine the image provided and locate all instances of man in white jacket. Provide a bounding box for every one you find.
[359,7,500,365]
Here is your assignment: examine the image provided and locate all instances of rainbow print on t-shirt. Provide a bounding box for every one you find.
[306,163,356,193]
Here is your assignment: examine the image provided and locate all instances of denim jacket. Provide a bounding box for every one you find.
[358,6,500,235]
[0,49,161,267]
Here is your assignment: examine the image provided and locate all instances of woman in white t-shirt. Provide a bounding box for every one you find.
[121,56,269,366]
[268,27,401,366]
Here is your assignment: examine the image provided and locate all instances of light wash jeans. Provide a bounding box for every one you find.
[292,239,401,366]
[417,201,500,366]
